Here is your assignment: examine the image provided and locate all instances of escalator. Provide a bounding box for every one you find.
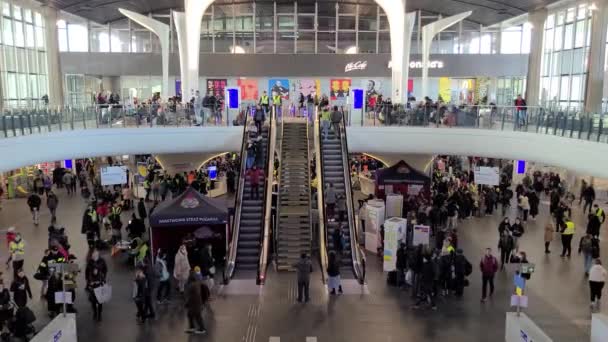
[317,114,365,283]
[225,110,275,283]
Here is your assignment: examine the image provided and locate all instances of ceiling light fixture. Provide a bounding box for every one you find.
[230,45,245,54]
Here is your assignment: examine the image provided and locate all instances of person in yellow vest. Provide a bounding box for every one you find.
[594,204,605,224]
[560,216,575,258]
[259,91,270,114]
[272,92,282,119]
[7,233,25,278]
[143,178,151,202]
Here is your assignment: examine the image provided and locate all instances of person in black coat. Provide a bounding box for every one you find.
[587,213,602,238]
[126,213,146,239]
[413,253,436,309]
[396,243,407,287]
[528,191,540,219]
[138,199,147,220]
[86,267,105,321]
[46,270,62,317]
[452,249,471,297]
[332,225,345,256]
[10,270,32,308]
[0,281,12,330]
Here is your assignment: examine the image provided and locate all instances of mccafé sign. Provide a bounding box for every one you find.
[345,61,368,72]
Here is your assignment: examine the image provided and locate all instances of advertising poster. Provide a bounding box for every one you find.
[237,79,258,101]
[474,166,500,186]
[100,166,127,186]
[413,225,430,246]
[439,77,451,102]
[330,79,351,100]
[362,79,384,99]
[269,79,290,100]
[206,79,227,100]
[294,79,320,98]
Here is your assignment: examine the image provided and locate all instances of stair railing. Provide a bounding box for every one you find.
[224,113,251,283]
[339,115,366,284]
[258,106,276,284]
[314,108,329,284]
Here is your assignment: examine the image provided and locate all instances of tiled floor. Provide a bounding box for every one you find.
[0,188,605,341]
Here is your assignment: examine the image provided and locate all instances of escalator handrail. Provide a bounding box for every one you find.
[314,109,329,284]
[224,112,251,283]
[257,107,276,284]
[339,115,366,284]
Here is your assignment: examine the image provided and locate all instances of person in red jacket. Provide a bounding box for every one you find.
[480,247,498,302]
[246,166,264,200]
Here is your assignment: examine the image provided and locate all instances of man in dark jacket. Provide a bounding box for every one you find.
[330,106,343,137]
[185,273,206,334]
[479,248,498,302]
[293,253,313,303]
[27,193,42,225]
[452,249,472,297]
[138,199,147,220]
[396,243,407,287]
[583,185,596,213]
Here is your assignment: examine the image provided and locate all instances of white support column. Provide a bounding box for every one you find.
[173,12,188,101]
[525,9,547,107]
[375,0,416,104]
[44,6,64,107]
[421,12,472,99]
[119,9,171,99]
[184,0,214,98]
[584,0,608,114]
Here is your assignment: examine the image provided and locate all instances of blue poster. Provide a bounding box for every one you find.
[269,79,290,100]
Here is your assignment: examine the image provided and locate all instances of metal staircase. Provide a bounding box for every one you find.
[276,122,311,270]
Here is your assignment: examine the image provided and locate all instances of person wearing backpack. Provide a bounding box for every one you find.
[480,248,498,302]
[579,233,595,275]
[510,218,525,252]
[155,250,170,304]
[253,104,265,133]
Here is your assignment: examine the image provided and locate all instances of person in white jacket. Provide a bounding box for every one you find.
[173,245,191,294]
[589,258,607,309]
[519,194,530,222]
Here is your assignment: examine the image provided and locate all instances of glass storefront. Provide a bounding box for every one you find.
[0,0,48,108]
[55,1,530,56]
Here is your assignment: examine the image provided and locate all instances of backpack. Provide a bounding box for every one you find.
[581,237,593,253]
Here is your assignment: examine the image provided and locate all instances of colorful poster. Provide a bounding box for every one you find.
[294,79,320,98]
[237,79,258,101]
[206,79,227,100]
[330,79,351,100]
[268,79,289,100]
[438,77,451,103]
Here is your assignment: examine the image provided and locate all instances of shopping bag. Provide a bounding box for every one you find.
[94,284,112,304]
[405,270,413,286]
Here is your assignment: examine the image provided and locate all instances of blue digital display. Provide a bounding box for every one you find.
[227,89,239,109]
[353,89,364,109]
[208,166,218,180]
[517,160,526,174]
[64,160,73,169]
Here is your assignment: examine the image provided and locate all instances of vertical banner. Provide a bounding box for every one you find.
[330,79,352,100]
[383,217,407,271]
[439,77,451,102]
[175,80,181,96]
[269,79,290,100]
[206,79,227,101]
[237,79,258,101]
